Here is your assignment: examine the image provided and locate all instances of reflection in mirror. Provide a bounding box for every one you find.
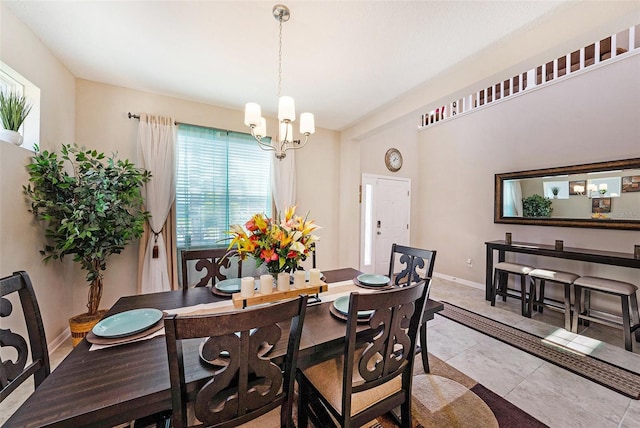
[495,158,640,230]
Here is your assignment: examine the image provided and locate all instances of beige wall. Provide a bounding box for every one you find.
[417,55,640,313]
[0,4,77,346]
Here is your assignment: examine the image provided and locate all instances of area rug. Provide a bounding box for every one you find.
[439,302,640,399]
[305,353,546,428]
[373,354,547,428]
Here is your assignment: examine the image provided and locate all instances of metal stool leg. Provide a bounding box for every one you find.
[621,295,632,351]
[563,283,572,332]
[631,293,640,343]
[572,285,582,333]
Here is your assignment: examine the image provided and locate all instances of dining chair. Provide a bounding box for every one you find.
[297,281,429,428]
[387,244,437,372]
[387,244,436,287]
[0,271,50,403]
[180,248,242,290]
[164,294,308,428]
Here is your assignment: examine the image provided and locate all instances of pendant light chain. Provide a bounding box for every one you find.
[277,13,283,99]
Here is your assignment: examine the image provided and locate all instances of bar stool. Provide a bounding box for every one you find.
[491,262,535,317]
[571,276,640,351]
[528,268,579,331]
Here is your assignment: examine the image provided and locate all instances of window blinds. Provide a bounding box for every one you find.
[175,124,272,249]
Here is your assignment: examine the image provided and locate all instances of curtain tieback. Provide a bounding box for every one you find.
[151,227,164,259]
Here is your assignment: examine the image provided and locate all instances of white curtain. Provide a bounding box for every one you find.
[271,150,296,215]
[137,113,176,293]
[503,179,523,217]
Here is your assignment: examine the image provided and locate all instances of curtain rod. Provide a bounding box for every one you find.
[128,112,179,126]
[127,112,244,135]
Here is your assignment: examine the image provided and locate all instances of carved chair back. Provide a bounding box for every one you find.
[164,295,308,428]
[180,248,242,290]
[0,271,50,403]
[341,281,429,426]
[388,244,437,286]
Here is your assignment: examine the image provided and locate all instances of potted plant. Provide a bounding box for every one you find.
[24,144,151,345]
[0,90,32,146]
[522,194,553,218]
[551,186,559,198]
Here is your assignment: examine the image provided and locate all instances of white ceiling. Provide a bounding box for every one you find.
[5,1,571,131]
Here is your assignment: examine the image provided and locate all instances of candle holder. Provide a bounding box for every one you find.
[555,240,564,251]
[505,233,512,244]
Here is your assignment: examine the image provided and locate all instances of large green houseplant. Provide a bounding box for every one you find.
[0,90,32,146]
[24,144,151,336]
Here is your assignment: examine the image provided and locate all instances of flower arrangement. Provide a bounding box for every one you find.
[227,206,320,274]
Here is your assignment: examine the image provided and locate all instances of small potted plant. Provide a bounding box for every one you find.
[0,90,32,146]
[551,187,559,198]
[522,194,553,218]
[24,144,151,345]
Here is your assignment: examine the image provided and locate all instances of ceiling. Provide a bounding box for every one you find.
[5,1,571,131]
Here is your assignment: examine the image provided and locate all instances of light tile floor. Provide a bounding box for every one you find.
[427,277,640,428]
[3,277,640,427]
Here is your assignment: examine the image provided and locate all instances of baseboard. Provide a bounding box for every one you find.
[432,272,485,290]
[48,327,71,354]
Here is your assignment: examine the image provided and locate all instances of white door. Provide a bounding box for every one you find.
[360,174,410,274]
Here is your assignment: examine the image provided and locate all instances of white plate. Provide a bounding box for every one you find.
[92,308,163,338]
[356,274,390,286]
[332,296,374,318]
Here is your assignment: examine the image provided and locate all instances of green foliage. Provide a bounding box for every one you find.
[23,143,151,288]
[0,90,32,131]
[522,194,553,218]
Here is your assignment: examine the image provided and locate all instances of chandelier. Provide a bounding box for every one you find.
[244,4,315,160]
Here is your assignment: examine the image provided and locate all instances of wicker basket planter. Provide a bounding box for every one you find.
[69,310,108,347]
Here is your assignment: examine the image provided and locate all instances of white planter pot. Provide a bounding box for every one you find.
[0,129,23,146]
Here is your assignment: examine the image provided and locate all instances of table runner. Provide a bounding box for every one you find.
[90,279,377,350]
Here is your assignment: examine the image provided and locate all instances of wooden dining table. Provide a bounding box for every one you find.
[5,267,443,428]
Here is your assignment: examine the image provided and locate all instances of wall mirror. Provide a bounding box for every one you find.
[495,158,640,230]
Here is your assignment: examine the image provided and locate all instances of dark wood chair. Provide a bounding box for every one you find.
[388,243,436,286]
[1,271,50,403]
[297,281,429,428]
[180,248,242,290]
[387,244,437,372]
[164,295,308,428]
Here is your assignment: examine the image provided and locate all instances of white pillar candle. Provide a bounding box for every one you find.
[277,272,290,291]
[293,270,306,289]
[309,268,321,286]
[240,277,255,298]
[259,274,273,295]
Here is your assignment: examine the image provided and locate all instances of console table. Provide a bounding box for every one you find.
[485,240,640,301]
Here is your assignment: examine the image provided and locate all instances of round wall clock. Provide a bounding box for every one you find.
[384,148,403,172]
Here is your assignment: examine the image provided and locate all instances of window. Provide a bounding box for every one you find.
[0,61,40,151]
[175,124,272,250]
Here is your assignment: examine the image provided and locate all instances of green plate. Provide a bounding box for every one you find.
[92,308,163,338]
[333,296,374,318]
[356,274,390,286]
[215,278,260,293]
